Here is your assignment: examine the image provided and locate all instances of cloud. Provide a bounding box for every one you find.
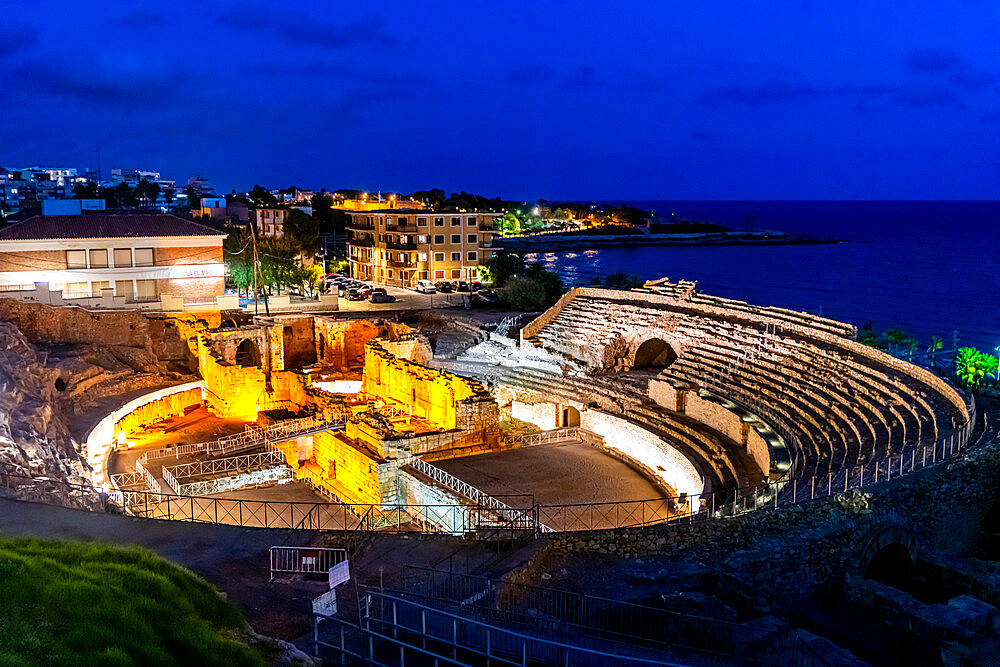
[702,79,963,110]
[907,48,961,73]
[11,57,189,108]
[0,26,37,58]
[216,5,397,50]
[950,67,997,92]
[239,60,427,87]
[110,10,167,29]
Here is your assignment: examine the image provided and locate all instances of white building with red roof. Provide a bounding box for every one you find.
[0,202,227,307]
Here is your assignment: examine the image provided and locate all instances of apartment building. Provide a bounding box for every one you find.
[345,209,499,287]
[252,206,287,237]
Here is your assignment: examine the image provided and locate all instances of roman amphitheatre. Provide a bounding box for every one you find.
[1,278,994,665]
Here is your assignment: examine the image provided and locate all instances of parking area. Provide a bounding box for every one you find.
[333,283,471,312]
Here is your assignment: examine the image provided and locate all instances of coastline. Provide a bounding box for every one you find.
[495,230,841,253]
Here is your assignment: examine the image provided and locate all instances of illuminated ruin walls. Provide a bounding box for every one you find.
[113,387,204,443]
[288,430,381,506]
[279,316,317,369]
[362,343,477,430]
[314,318,384,369]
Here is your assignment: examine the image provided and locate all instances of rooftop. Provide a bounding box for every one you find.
[0,213,227,241]
[344,208,499,215]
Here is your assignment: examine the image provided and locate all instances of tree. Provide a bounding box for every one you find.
[604,271,644,290]
[883,328,909,354]
[223,228,254,295]
[163,187,175,205]
[72,183,99,199]
[483,252,526,287]
[928,335,943,369]
[258,236,300,294]
[284,209,320,261]
[248,185,277,208]
[184,184,200,209]
[135,179,160,208]
[955,347,997,389]
[495,211,522,236]
[858,323,884,349]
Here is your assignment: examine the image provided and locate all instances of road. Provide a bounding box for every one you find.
[334,284,471,313]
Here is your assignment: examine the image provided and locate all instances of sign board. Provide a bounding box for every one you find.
[328,559,350,589]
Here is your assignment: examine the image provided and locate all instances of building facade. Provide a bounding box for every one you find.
[0,210,226,303]
[346,209,499,287]
[253,206,287,237]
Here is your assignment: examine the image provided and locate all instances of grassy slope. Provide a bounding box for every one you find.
[0,537,264,667]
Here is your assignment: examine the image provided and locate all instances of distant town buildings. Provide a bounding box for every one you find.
[332,193,425,211]
[253,206,287,237]
[345,209,499,287]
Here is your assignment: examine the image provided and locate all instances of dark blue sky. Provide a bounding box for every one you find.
[2,2,998,199]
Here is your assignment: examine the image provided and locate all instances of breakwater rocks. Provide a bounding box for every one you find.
[496,230,838,253]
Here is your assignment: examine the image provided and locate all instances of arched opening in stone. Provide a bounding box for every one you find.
[54,377,67,392]
[633,338,678,369]
[235,339,262,367]
[560,405,581,428]
[318,334,326,361]
[865,543,912,589]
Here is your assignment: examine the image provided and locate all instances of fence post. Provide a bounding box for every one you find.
[810,476,815,500]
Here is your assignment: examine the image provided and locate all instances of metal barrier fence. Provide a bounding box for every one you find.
[346,588,692,667]
[269,545,347,581]
[396,566,783,665]
[506,426,600,448]
[163,450,288,486]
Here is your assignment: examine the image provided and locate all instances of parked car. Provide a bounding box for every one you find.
[456,281,470,292]
[469,281,481,293]
[436,281,454,293]
[345,288,365,301]
[356,285,374,298]
[369,288,397,303]
[415,279,436,294]
[475,289,499,304]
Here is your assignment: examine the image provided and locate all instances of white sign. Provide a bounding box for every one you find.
[312,588,338,616]
[328,560,350,589]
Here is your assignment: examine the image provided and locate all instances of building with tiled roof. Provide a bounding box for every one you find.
[0,204,227,305]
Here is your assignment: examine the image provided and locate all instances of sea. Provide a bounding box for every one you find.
[523,201,1000,352]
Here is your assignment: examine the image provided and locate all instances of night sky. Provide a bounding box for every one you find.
[2,2,998,199]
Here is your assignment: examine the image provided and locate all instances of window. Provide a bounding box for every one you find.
[434,217,444,226]
[418,235,427,243]
[451,252,461,261]
[135,279,156,299]
[467,251,478,261]
[66,250,87,269]
[388,270,393,278]
[435,270,445,279]
[468,268,478,279]
[468,216,477,226]
[451,217,461,226]
[419,271,428,279]
[451,269,461,278]
[418,252,427,261]
[63,282,89,298]
[115,280,134,299]
[134,248,154,267]
[450,234,461,243]
[386,217,394,226]
[113,248,132,267]
[467,234,477,243]
[417,217,427,226]
[92,280,110,295]
[89,249,108,268]
[433,235,445,244]
[434,252,444,261]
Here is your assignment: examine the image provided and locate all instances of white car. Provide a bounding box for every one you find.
[415,280,437,294]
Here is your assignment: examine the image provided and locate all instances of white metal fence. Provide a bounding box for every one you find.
[269,546,347,581]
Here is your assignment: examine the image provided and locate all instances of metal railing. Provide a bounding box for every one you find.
[397,566,784,665]
[342,588,692,667]
[163,450,288,484]
[400,455,551,533]
[269,545,347,581]
[506,426,602,448]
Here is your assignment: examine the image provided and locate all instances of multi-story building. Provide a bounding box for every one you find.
[0,201,226,303]
[111,168,161,187]
[346,209,499,287]
[332,194,425,211]
[252,206,287,237]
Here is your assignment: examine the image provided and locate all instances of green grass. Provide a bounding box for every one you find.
[0,537,264,667]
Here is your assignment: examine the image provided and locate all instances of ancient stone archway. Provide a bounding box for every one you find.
[234,339,262,367]
[560,405,581,427]
[633,338,678,369]
[864,543,912,589]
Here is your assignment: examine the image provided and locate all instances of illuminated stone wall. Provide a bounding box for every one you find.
[363,341,493,431]
[285,430,381,506]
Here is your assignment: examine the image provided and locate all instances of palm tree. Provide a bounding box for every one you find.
[927,335,943,369]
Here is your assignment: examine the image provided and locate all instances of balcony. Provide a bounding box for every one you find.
[347,220,375,231]
[348,236,375,248]
[386,239,418,251]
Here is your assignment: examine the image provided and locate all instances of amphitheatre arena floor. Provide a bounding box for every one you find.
[434,440,669,507]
